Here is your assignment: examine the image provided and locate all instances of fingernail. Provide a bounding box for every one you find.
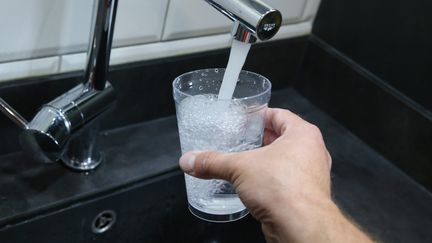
[179,153,196,172]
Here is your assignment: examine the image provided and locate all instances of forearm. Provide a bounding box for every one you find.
[309,201,373,243]
[262,196,373,243]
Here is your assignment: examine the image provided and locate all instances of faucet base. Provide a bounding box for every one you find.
[61,120,104,172]
[62,152,103,171]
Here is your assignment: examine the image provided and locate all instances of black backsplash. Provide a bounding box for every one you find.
[0,37,308,155]
[313,0,432,111]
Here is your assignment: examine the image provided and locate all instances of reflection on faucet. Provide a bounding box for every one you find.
[0,0,118,171]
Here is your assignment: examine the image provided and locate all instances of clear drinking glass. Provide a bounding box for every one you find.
[172,68,271,222]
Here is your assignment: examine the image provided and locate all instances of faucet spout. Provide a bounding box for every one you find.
[205,0,282,43]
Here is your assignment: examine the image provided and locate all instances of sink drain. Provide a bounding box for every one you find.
[92,210,116,234]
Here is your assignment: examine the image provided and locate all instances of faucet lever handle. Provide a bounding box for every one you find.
[0,97,29,129]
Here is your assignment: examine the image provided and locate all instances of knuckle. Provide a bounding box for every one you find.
[305,124,324,139]
[307,124,321,134]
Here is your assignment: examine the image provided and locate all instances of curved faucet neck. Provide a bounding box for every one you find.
[85,0,119,91]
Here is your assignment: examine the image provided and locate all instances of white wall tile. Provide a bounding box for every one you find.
[61,33,232,72]
[0,0,169,64]
[265,0,307,24]
[0,0,94,63]
[60,21,311,72]
[271,21,312,41]
[113,0,169,47]
[302,0,322,21]
[162,0,232,41]
[0,57,59,82]
[60,53,87,73]
[110,34,232,66]
[124,25,310,64]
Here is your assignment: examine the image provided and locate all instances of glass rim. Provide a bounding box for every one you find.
[172,68,272,101]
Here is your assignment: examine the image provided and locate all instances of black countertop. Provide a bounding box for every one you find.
[0,88,431,242]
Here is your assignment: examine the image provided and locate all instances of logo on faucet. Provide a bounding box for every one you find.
[263,23,276,31]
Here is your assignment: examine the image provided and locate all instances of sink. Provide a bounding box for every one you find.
[1,89,431,243]
[0,171,265,243]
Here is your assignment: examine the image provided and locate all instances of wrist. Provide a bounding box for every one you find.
[259,191,333,241]
[283,194,338,232]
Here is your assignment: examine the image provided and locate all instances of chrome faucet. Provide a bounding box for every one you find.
[0,0,118,171]
[205,0,282,43]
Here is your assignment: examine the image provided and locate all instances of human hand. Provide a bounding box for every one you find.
[179,108,372,243]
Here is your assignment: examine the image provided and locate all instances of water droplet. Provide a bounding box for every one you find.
[199,86,203,90]
[215,69,219,73]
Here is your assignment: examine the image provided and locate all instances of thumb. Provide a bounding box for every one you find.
[179,151,238,181]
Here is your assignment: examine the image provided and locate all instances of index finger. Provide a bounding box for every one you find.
[264,108,304,136]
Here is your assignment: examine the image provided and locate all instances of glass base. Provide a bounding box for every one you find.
[188,203,249,223]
